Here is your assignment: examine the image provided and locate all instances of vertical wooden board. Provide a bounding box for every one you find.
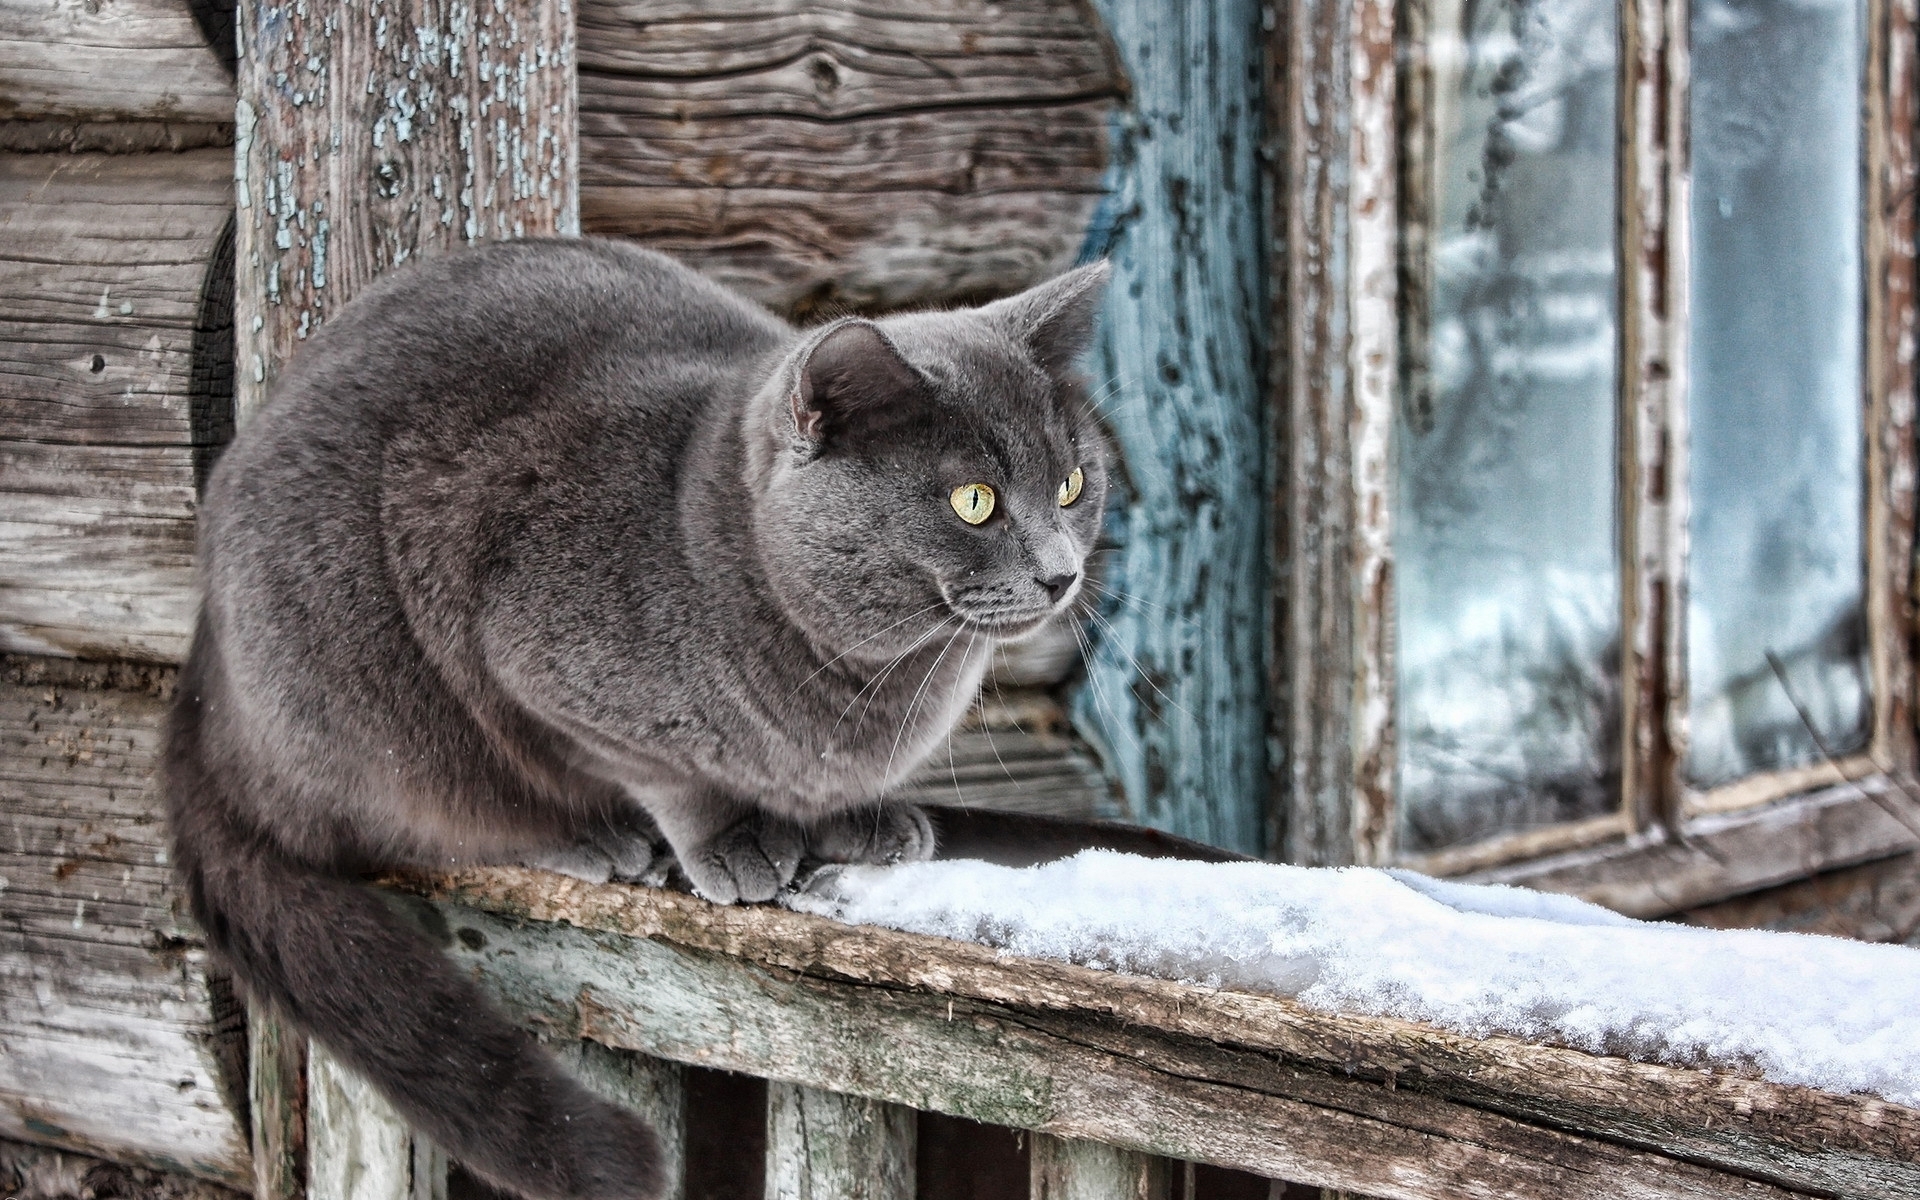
[1269,0,1397,867]
[235,0,579,423]
[554,1040,687,1200]
[0,0,233,124]
[1030,1134,1171,1200]
[306,1044,418,1200]
[1068,0,1271,855]
[251,1005,308,1200]
[0,675,250,1186]
[765,1084,914,1200]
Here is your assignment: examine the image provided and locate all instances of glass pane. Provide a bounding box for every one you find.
[1396,0,1622,855]
[1685,0,1869,788]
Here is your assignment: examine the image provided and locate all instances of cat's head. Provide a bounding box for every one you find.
[750,262,1113,662]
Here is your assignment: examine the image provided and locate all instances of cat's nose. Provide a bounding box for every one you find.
[1039,572,1079,603]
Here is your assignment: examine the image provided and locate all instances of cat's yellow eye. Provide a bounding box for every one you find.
[1057,468,1085,507]
[950,483,996,525]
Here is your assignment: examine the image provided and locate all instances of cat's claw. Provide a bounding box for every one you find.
[682,816,805,904]
[806,803,935,866]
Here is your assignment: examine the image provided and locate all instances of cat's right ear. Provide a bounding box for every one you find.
[790,321,924,455]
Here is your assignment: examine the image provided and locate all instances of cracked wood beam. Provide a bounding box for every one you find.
[390,867,1920,1200]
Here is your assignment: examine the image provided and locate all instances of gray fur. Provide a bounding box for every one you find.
[164,238,1109,1200]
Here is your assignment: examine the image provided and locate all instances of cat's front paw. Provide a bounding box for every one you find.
[680,815,805,904]
[806,803,936,867]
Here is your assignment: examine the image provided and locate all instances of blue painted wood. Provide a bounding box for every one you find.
[1068,0,1271,855]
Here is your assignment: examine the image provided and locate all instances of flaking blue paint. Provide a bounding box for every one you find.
[1069,0,1270,855]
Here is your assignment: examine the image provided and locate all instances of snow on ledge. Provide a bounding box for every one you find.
[785,851,1920,1107]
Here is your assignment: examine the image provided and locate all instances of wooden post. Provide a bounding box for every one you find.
[764,1084,915,1200]
[1270,0,1399,868]
[250,1005,309,1200]
[307,1043,446,1200]
[235,0,577,1182]
[234,0,579,423]
[1029,1134,1170,1200]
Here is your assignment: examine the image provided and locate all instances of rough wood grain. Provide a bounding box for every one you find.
[896,723,1114,822]
[395,868,1920,1199]
[249,1006,307,1200]
[414,892,1809,1200]
[0,0,232,124]
[1068,0,1270,856]
[1677,850,1920,944]
[235,0,578,423]
[0,678,249,1186]
[1270,0,1398,869]
[1030,1134,1171,1200]
[765,1084,914,1200]
[573,0,1121,313]
[0,150,233,662]
[0,441,199,662]
[1469,780,1920,917]
[307,1043,442,1200]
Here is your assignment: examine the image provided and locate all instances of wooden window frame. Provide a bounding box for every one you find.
[1273,0,1920,900]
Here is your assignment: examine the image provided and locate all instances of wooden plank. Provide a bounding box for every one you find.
[234,0,578,423]
[1067,0,1270,856]
[250,1006,308,1200]
[0,149,233,662]
[1029,1135,1170,1200]
[1676,850,1920,944]
[416,894,1810,1200]
[583,185,1105,320]
[0,0,232,124]
[0,442,198,661]
[1270,0,1397,868]
[0,674,250,1186]
[765,1084,914,1200]
[1469,780,1920,917]
[399,869,1920,1199]
[574,0,1121,313]
[306,1044,424,1200]
[897,724,1115,822]
[1864,0,1919,777]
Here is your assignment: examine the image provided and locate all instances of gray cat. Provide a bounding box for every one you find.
[163,239,1110,1200]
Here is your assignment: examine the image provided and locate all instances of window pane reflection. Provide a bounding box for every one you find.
[1685,0,1869,788]
[1396,0,1622,854]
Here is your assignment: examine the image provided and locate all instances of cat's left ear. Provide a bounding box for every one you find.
[981,260,1112,376]
[791,320,926,453]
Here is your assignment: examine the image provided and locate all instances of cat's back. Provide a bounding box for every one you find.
[209,239,787,535]
[266,239,784,437]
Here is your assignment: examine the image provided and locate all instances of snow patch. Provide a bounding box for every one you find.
[787,851,1920,1106]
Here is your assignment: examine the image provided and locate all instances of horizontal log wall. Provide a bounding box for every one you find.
[575,0,1123,314]
[0,0,232,126]
[0,149,233,663]
[0,662,249,1184]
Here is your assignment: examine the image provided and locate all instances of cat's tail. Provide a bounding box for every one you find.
[162,662,663,1200]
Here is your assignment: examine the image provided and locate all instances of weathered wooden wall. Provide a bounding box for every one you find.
[0,659,250,1185]
[574,0,1124,316]
[0,150,233,663]
[1068,0,1271,855]
[0,0,232,128]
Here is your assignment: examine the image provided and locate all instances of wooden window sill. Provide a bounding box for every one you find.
[1465,776,1920,916]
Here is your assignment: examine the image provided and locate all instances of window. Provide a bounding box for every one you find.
[1392,0,1914,874]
